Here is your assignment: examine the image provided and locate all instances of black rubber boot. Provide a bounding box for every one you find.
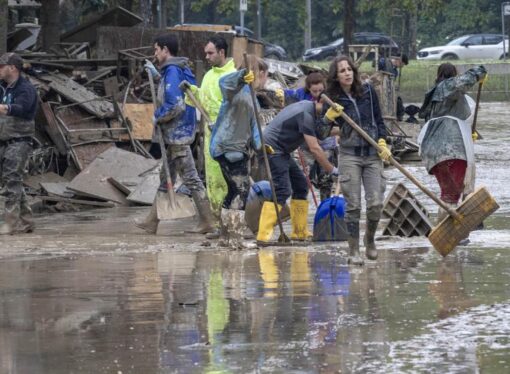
[346,222,364,266]
[364,220,379,260]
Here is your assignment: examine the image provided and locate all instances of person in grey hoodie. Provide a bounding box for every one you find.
[209,55,264,249]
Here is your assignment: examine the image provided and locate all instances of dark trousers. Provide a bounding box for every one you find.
[216,155,250,210]
[267,153,308,205]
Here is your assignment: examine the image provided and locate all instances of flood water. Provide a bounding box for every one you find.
[1,103,509,373]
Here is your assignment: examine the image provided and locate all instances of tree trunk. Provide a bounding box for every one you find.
[408,8,418,59]
[40,0,60,51]
[0,0,7,54]
[343,0,355,56]
[304,0,311,50]
[140,0,152,26]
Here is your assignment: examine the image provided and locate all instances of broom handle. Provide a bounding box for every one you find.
[471,82,483,139]
[147,70,175,202]
[335,144,341,195]
[321,94,460,219]
[243,53,288,239]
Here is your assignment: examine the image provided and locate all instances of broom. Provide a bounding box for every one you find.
[321,94,499,257]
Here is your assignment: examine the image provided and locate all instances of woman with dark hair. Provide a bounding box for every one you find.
[326,56,390,265]
[418,63,486,229]
[284,72,326,103]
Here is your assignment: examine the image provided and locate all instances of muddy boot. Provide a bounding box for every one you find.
[0,210,25,235]
[290,199,312,241]
[346,222,363,266]
[205,229,220,240]
[227,210,257,250]
[134,195,159,234]
[364,220,379,260]
[187,192,215,234]
[19,201,34,233]
[216,208,230,247]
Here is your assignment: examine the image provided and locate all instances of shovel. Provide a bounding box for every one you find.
[321,94,499,257]
[297,148,318,208]
[147,70,196,220]
[243,53,290,244]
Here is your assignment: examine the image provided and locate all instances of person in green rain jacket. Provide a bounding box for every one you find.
[185,36,236,238]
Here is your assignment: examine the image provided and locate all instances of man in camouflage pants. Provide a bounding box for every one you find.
[0,53,37,235]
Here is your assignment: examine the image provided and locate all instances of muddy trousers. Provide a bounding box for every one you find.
[160,144,207,199]
[339,154,385,225]
[204,126,228,215]
[430,159,467,204]
[0,139,32,220]
[267,153,308,205]
[216,154,250,210]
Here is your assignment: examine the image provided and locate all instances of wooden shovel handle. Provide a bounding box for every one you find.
[321,94,460,219]
[179,82,213,125]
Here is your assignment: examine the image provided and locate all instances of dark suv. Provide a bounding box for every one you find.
[303,32,400,61]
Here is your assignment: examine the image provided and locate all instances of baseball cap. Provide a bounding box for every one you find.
[0,53,24,70]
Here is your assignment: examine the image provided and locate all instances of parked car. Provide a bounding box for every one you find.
[234,26,287,60]
[302,32,400,62]
[417,34,510,60]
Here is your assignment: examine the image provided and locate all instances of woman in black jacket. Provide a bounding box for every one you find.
[326,56,391,265]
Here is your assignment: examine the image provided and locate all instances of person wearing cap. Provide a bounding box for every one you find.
[0,53,37,235]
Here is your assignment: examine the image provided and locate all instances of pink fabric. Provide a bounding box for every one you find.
[430,159,467,204]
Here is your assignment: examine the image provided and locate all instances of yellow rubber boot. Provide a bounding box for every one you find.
[256,201,280,244]
[290,199,312,241]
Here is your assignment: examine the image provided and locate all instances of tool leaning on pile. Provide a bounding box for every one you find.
[321,93,499,257]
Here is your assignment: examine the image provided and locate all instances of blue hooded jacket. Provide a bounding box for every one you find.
[154,57,197,145]
[210,69,261,160]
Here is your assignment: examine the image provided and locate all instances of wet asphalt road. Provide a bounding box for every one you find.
[1,103,509,373]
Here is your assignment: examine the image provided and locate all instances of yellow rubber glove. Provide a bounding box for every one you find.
[275,88,285,106]
[377,138,391,161]
[472,132,478,142]
[244,70,255,84]
[264,144,275,154]
[479,72,488,86]
[325,103,344,122]
[184,84,199,107]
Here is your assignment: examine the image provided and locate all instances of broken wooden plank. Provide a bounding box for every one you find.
[120,103,154,141]
[40,196,115,208]
[24,172,69,191]
[40,182,74,198]
[126,168,160,205]
[42,73,114,118]
[67,147,159,204]
[38,101,68,155]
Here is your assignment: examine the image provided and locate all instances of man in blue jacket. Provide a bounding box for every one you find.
[0,53,37,235]
[135,34,214,235]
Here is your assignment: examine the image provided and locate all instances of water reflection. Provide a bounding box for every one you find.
[0,244,509,373]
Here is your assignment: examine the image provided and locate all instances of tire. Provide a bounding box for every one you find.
[441,53,459,60]
[500,53,510,60]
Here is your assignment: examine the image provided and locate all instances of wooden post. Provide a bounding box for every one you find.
[0,0,7,54]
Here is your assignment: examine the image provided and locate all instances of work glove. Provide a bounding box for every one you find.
[377,138,391,161]
[325,103,344,122]
[144,59,160,79]
[243,70,255,84]
[472,132,478,142]
[275,88,285,106]
[264,144,275,154]
[330,166,339,177]
[183,83,199,107]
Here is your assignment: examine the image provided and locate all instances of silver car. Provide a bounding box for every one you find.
[417,34,509,60]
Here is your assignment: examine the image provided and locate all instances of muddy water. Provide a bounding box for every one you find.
[0,103,509,373]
